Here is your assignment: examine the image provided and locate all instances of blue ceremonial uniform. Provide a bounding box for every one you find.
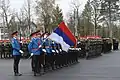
[51,42,61,68]
[11,31,22,76]
[51,41,57,52]
[44,39,52,55]
[11,37,21,55]
[28,38,42,55]
[28,37,43,76]
[36,37,43,52]
[43,39,55,70]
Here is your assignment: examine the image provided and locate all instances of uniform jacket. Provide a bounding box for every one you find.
[11,37,21,55]
[28,38,42,55]
[43,39,52,55]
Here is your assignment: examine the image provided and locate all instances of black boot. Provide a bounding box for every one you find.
[34,72,36,76]
[14,73,22,76]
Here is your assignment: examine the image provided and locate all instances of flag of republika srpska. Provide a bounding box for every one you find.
[48,21,77,52]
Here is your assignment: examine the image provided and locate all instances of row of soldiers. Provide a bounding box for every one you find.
[27,31,79,76]
[0,42,12,59]
[0,38,118,60]
[77,38,103,59]
[1,30,119,76]
[77,38,119,59]
[10,30,79,76]
[0,42,29,59]
[0,37,118,60]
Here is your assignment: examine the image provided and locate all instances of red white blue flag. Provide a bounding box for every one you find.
[48,21,77,52]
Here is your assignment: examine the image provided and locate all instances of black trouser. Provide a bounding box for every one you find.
[32,55,40,73]
[45,54,54,69]
[50,54,55,69]
[0,52,2,58]
[13,55,21,74]
[39,53,46,72]
[31,56,34,71]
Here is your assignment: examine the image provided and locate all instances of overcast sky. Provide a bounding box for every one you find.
[10,0,88,19]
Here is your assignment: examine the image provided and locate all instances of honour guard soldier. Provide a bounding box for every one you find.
[36,31,44,74]
[51,41,61,69]
[56,43,63,68]
[43,38,53,71]
[11,31,24,76]
[51,41,57,68]
[42,32,54,71]
[28,31,42,76]
[30,31,41,72]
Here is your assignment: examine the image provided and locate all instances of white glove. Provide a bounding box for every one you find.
[43,39,46,42]
[19,50,24,54]
[69,48,74,50]
[39,45,42,48]
[79,48,81,50]
[56,50,59,53]
[31,53,33,56]
[52,50,55,53]
[59,49,62,52]
[52,42,54,44]
[20,41,22,43]
[42,49,46,53]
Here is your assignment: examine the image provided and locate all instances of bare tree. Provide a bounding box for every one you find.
[16,9,28,38]
[0,0,12,39]
[22,0,32,35]
[90,0,102,35]
[16,0,35,38]
[70,0,81,36]
[35,0,55,32]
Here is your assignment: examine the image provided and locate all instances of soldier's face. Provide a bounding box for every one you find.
[37,34,41,38]
[13,34,18,38]
[44,34,48,38]
[32,34,37,38]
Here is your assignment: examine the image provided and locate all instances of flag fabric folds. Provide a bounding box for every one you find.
[48,21,77,52]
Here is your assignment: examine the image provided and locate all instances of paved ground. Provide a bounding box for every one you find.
[0,50,120,80]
